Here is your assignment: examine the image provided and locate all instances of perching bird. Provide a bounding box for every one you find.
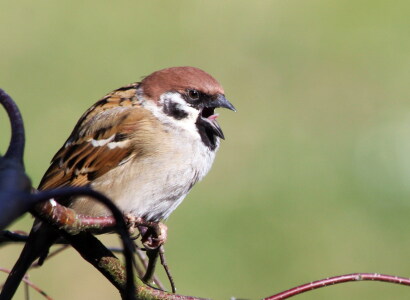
[0,66,235,298]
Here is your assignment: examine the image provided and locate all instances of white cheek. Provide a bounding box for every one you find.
[160,92,199,121]
[140,92,201,137]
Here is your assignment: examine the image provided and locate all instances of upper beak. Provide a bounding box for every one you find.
[213,94,236,112]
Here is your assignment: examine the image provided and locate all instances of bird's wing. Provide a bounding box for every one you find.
[39,83,154,190]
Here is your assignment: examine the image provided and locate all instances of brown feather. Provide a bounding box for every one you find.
[38,83,155,191]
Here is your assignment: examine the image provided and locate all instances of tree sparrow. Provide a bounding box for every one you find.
[39,66,235,220]
[0,67,235,298]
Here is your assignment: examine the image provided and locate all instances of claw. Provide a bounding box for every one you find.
[124,214,167,249]
[141,222,168,249]
[124,214,140,239]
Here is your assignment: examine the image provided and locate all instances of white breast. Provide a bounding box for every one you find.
[94,130,217,220]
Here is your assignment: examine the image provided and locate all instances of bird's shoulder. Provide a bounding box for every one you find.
[38,83,160,190]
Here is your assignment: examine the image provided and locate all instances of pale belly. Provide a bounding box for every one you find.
[69,137,217,221]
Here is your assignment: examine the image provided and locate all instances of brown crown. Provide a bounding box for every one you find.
[141,66,225,101]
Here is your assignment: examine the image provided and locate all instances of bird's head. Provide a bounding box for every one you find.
[140,66,235,150]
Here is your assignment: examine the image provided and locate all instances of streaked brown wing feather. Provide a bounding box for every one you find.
[39,84,145,191]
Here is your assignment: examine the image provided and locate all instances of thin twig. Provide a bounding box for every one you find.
[133,248,147,279]
[159,246,176,293]
[263,273,410,300]
[23,274,29,300]
[30,245,70,268]
[0,268,53,300]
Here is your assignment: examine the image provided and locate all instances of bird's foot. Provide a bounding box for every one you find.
[124,214,140,239]
[124,214,167,249]
[139,221,167,250]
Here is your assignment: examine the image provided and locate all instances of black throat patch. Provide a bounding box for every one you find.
[196,116,219,151]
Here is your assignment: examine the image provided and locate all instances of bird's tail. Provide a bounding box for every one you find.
[0,221,59,300]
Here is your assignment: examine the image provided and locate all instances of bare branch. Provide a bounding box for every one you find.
[0,268,53,300]
[0,231,167,292]
[30,187,137,300]
[263,273,410,300]
[0,231,30,243]
[61,230,209,300]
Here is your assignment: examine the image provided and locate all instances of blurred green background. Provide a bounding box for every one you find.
[1,1,410,299]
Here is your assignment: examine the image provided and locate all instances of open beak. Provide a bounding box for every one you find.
[199,94,236,140]
[213,94,236,112]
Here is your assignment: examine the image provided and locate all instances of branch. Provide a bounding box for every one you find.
[32,189,117,234]
[0,231,166,290]
[31,188,176,292]
[30,187,137,300]
[263,273,410,300]
[5,232,410,300]
[0,231,30,243]
[0,268,53,300]
[62,230,209,300]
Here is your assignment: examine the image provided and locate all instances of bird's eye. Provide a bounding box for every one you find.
[188,89,200,100]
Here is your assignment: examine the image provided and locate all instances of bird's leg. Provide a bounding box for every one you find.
[139,221,167,250]
[158,245,176,293]
[124,214,167,249]
[124,215,175,291]
[123,214,141,239]
[142,245,176,293]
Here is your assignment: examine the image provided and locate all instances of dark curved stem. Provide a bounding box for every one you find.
[0,89,32,230]
[0,89,25,162]
[30,187,137,300]
[143,248,160,283]
[263,273,410,300]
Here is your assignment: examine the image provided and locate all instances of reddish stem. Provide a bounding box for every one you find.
[0,268,53,300]
[34,198,116,234]
[263,273,410,300]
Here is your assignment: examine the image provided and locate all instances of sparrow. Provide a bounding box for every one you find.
[0,66,235,298]
[40,66,235,219]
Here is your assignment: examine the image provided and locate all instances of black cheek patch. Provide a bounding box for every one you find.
[163,101,188,120]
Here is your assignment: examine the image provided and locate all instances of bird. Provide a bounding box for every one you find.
[0,66,235,298]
